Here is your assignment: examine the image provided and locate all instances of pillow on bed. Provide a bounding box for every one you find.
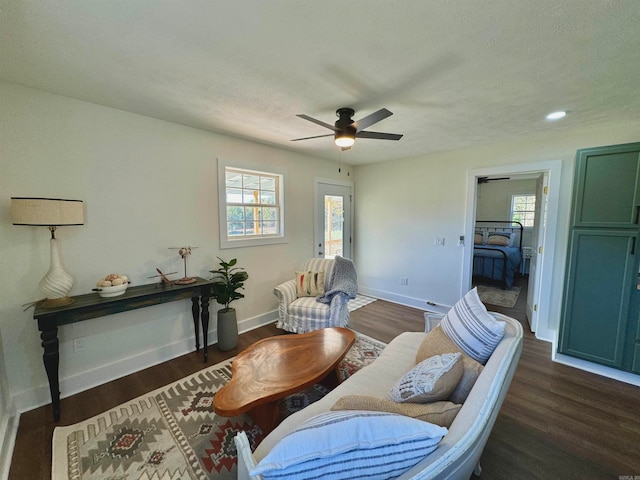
[486,232,510,246]
[249,411,448,480]
[474,232,484,245]
[440,287,505,365]
[331,396,461,427]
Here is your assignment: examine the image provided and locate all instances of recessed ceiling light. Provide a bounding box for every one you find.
[546,111,567,120]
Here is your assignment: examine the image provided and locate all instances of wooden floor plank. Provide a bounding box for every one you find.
[8,278,640,479]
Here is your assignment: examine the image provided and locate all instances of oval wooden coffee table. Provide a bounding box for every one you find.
[213,327,356,435]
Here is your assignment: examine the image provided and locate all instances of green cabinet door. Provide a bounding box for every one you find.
[559,229,637,368]
[572,143,640,228]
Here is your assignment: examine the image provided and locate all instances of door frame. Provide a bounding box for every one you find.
[462,160,562,342]
[314,177,354,259]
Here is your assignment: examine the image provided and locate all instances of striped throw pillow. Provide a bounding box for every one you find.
[440,288,505,364]
[249,411,447,480]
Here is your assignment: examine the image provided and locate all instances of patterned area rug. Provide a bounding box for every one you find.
[347,294,377,312]
[52,332,386,480]
[476,284,521,308]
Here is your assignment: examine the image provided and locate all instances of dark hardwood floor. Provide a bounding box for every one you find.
[9,278,640,479]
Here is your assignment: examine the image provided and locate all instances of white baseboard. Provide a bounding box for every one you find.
[12,310,279,415]
[552,351,640,387]
[0,397,18,480]
[357,286,450,313]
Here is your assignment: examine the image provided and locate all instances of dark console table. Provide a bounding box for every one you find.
[33,277,213,421]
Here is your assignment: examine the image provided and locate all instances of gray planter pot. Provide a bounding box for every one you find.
[217,308,238,351]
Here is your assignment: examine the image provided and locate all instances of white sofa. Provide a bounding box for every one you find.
[236,312,523,479]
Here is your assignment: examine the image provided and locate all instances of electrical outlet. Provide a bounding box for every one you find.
[399,277,409,286]
[435,237,445,246]
[73,338,86,353]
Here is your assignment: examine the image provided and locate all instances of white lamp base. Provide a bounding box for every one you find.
[39,237,74,308]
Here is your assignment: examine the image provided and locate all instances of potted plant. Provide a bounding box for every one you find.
[210,257,249,351]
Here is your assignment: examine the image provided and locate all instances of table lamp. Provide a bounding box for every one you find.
[11,197,84,308]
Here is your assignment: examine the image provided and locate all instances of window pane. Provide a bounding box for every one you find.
[261,191,276,205]
[243,190,257,204]
[261,177,276,191]
[226,188,242,203]
[243,174,260,190]
[226,171,243,188]
[261,221,278,234]
[244,207,255,222]
[228,222,244,236]
[261,207,277,220]
[227,206,244,221]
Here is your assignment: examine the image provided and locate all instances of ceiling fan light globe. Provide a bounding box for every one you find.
[335,135,355,148]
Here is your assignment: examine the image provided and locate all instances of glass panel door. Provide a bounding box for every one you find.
[315,182,352,259]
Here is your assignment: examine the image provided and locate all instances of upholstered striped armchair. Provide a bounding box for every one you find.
[274,257,354,333]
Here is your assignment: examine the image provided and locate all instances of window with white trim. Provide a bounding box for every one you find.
[511,194,536,227]
[218,160,285,248]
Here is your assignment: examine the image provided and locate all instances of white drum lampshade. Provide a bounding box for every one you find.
[11,197,84,308]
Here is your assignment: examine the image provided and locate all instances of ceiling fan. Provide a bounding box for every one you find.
[291,107,403,150]
[477,176,511,184]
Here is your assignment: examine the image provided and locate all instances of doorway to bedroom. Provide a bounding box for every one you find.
[463,161,562,341]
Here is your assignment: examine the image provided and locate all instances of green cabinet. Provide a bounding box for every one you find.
[559,142,640,373]
[572,145,640,228]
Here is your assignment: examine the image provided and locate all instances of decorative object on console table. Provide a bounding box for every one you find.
[11,197,84,308]
[33,277,213,421]
[94,273,130,297]
[210,257,249,351]
[149,268,178,285]
[170,246,199,284]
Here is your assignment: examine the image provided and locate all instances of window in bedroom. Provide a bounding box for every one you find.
[511,194,536,227]
[218,160,286,248]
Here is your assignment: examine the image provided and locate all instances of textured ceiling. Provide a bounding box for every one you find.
[2,0,640,165]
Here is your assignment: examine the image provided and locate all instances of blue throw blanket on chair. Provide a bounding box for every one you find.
[316,256,357,304]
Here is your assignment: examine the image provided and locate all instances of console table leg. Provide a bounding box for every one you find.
[191,296,200,352]
[201,295,210,362]
[41,327,61,421]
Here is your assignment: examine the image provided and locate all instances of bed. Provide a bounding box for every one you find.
[473,221,523,289]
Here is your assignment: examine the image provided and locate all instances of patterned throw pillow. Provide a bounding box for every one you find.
[295,270,325,297]
[440,287,505,364]
[331,396,461,427]
[388,353,463,403]
[249,410,448,480]
[415,325,484,404]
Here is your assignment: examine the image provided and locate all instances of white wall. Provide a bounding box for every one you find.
[0,82,349,415]
[352,122,640,338]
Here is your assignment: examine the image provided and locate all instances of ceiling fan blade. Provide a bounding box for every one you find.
[478,176,511,184]
[291,134,334,142]
[353,108,393,132]
[296,114,337,132]
[356,130,403,141]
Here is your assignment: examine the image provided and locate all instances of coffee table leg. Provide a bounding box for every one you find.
[250,402,280,435]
